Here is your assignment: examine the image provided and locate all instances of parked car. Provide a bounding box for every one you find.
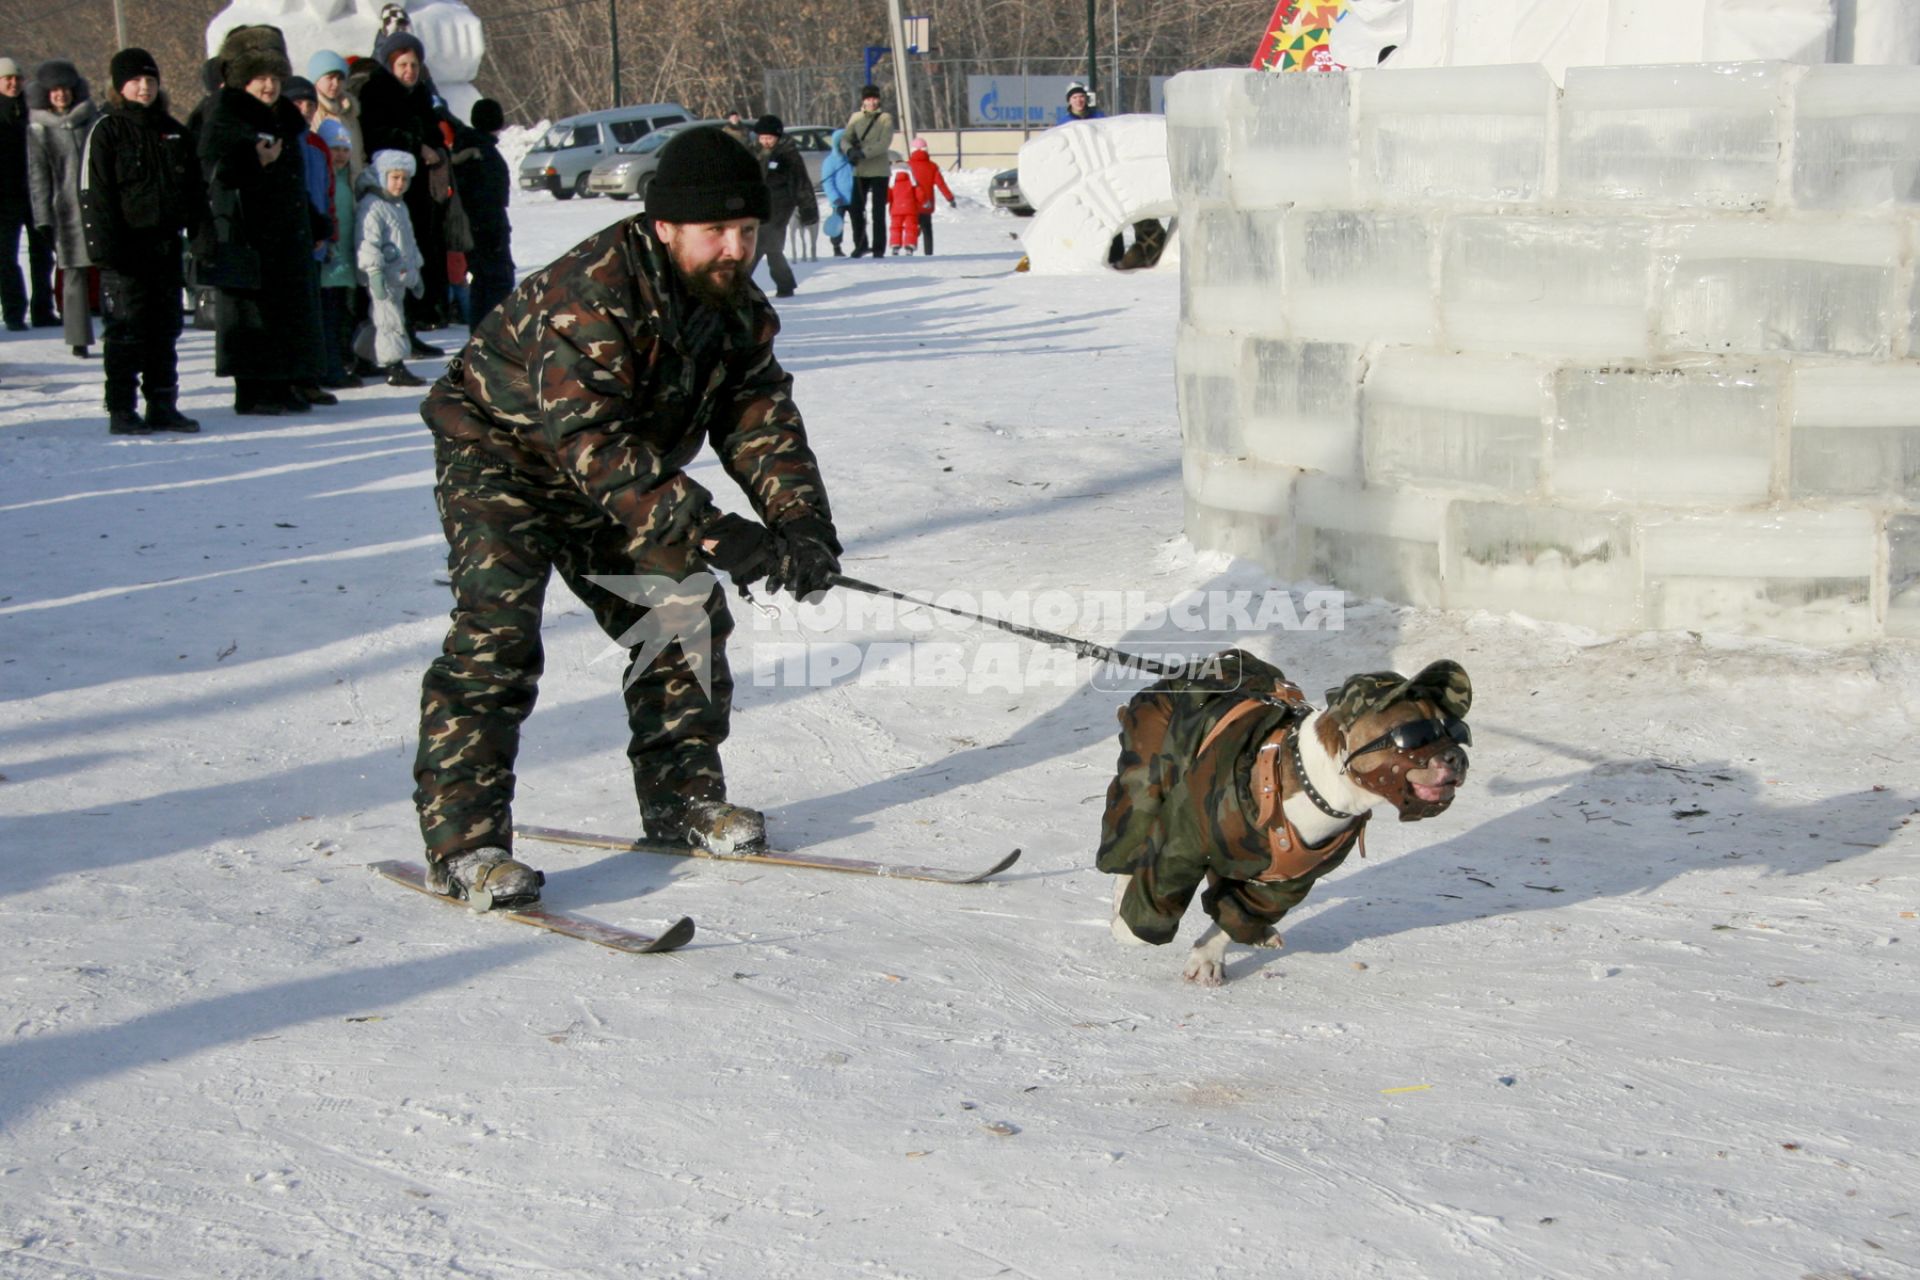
[519,103,692,200]
[586,119,721,201]
[990,167,1033,216]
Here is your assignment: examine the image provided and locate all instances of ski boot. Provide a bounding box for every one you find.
[643,798,766,856]
[429,847,545,911]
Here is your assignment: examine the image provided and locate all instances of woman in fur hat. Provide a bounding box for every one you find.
[26,58,98,355]
[199,26,326,415]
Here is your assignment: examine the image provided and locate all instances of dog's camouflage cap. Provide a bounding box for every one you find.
[1325,659,1472,723]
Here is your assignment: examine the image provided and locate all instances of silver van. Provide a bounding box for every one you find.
[518,103,692,200]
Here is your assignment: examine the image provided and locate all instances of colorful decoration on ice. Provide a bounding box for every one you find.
[1252,0,1351,72]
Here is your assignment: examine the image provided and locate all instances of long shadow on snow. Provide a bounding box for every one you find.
[1228,760,1916,979]
[0,943,527,1132]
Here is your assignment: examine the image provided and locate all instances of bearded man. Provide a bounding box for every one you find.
[413,126,842,908]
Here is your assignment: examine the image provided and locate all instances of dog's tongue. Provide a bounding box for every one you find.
[1411,780,1453,804]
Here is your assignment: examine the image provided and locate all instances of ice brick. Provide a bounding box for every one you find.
[1439,214,1655,358]
[1166,70,1243,209]
[1177,324,1245,456]
[1444,500,1639,631]
[1888,514,1920,638]
[1294,475,1446,606]
[1638,509,1876,643]
[1791,66,1920,209]
[1363,349,1548,495]
[1559,63,1788,209]
[1180,208,1287,337]
[1285,209,1436,344]
[1787,365,1920,500]
[1654,219,1902,358]
[1239,337,1362,476]
[1357,64,1554,203]
[1551,365,1780,504]
[1227,69,1353,209]
[1182,448,1301,517]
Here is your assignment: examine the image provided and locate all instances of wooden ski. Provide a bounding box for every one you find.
[372,860,696,955]
[514,824,1022,885]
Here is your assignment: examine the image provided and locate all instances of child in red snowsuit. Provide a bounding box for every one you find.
[907,138,956,256]
[887,166,920,255]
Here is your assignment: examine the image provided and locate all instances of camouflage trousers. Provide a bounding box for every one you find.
[413,439,734,861]
[1095,658,1354,945]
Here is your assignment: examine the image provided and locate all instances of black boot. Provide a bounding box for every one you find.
[145,393,200,433]
[234,380,283,416]
[292,383,339,406]
[108,409,150,435]
[408,333,444,358]
[386,362,425,387]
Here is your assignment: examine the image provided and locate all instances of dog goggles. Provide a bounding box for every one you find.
[1345,716,1470,762]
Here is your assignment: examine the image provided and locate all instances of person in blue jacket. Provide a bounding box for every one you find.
[819,127,854,257]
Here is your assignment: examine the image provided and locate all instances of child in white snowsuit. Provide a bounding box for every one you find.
[355,148,424,386]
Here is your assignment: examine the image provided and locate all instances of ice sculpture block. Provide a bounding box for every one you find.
[1559,62,1789,208]
[1294,475,1446,607]
[1792,65,1920,208]
[1551,365,1781,504]
[1166,70,1243,208]
[1240,337,1362,476]
[1181,209,1287,337]
[1788,365,1920,499]
[1439,214,1656,358]
[1285,209,1436,344]
[1357,63,1555,203]
[1639,510,1876,642]
[1888,516,1920,638]
[1653,219,1902,357]
[1445,500,1638,632]
[1228,69,1353,210]
[1176,324,1245,457]
[1362,348,1549,495]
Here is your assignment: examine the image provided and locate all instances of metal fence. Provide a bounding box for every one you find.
[763,54,1192,133]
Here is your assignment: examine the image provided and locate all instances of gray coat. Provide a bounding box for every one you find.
[27,69,96,268]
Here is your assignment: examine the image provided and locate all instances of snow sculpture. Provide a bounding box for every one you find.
[1016,117,1177,275]
[206,0,486,122]
[1170,64,1920,645]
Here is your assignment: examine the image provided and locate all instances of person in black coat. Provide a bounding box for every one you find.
[81,48,205,433]
[451,96,511,326]
[199,27,325,415]
[353,31,446,349]
[0,55,56,328]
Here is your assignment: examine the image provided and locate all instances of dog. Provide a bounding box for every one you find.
[1096,650,1472,985]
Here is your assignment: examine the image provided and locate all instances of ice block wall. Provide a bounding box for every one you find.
[1172,61,1920,645]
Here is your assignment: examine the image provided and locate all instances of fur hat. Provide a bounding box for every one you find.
[469,98,503,134]
[109,48,160,90]
[645,126,770,225]
[220,26,292,89]
[1324,660,1473,725]
[371,148,417,179]
[32,59,83,95]
[753,114,783,138]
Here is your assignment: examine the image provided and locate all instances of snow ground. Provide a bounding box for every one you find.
[2,174,1917,1280]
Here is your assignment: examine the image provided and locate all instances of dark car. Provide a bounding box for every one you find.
[990,167,1033,216]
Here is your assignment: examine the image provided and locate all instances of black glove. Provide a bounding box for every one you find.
[768,516,842,602]
[698,513,774,587]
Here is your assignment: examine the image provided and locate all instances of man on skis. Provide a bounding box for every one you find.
[412,126,842,909]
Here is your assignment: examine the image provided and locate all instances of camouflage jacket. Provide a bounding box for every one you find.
[421,216,833,560]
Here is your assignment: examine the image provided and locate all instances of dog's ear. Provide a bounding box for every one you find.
[1325,660,1472,723]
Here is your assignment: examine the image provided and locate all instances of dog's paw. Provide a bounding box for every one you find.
[1251,929,1285,951]
[1182,952,1225,986]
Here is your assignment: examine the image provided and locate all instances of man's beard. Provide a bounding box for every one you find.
[677,256,750,309]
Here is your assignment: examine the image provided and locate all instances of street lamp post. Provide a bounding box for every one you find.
[609,0,622,108]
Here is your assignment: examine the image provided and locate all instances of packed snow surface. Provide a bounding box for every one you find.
[2,174,1916,1279]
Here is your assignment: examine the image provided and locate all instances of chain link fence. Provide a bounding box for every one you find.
[763,55,1191,132]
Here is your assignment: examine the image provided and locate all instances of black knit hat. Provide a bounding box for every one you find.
[470,97,503,134]
[109,48,160,89]
[859,83,881,100]
[753,114,783,137]
[281,74,316,102]
[646,126,770,225]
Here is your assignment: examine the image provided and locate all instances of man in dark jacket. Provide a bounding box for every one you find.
[80,48,204,434]
[451,97,512,325]
[0,55,55,329]
[412,126,843,909]
[751,115,816,299]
